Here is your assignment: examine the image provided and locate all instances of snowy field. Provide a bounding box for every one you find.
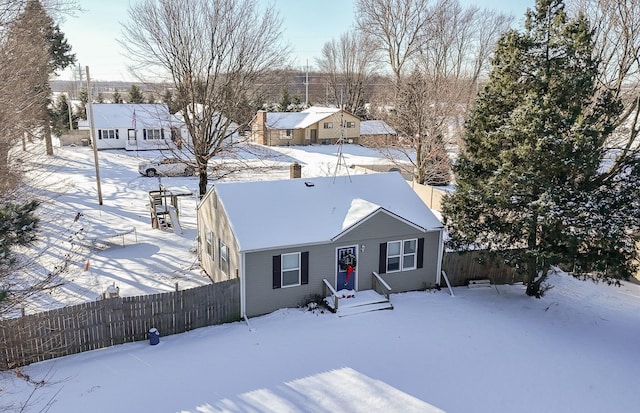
[2,142,640,412]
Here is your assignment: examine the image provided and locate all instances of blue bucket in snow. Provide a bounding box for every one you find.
[149,328,160,345]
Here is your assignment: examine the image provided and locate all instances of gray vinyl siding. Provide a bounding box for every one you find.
[242,213,443,317]
[377,230,441,292]
[336,210,426,243]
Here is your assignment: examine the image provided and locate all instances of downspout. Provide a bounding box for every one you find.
[240,251,247,320]
[435,229,444,285]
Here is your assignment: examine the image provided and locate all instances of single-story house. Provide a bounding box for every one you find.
[250,106,362,146]
[171,106,241,149]
[359,119,397,145]
[197,172,445,317]
[79,103,174,150]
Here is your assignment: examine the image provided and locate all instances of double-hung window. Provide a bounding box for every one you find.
[384,239,418,273]
[219,239,229,276]
[205,231,214,260]
[281,252,300,287]
[345,121,356,128]
[279,129,293,140]
[323,122,333,129]
[272,251,309,289]
[98,129,119,140]
[143,129,163,140]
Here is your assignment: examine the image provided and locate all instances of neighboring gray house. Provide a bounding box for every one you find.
[197,172,444,317]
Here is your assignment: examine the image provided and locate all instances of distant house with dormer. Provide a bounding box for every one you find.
[250,106,361,146]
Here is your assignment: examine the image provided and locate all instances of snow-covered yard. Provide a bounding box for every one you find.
[2,142,640,412]
[3,273,640,413]
[13,142,401,314]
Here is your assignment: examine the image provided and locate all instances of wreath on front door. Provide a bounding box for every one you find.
[339,252,357,271]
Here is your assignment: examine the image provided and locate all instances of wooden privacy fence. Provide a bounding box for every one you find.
[442,250,523,286]
[0,280,240,370]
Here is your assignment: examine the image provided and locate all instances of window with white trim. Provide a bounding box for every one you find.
[323,122,333,129]
[279,129,293,140]
[144,128,164,140]
[205,231,214,260]
[273,252,308,289]
[345,121,355,128]
[219,239,229,275]
[281,252,301,287]
[98,129,119,140]
[386,239,417,272]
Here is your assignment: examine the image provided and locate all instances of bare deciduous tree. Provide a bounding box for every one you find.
[120,0,289,196]
[366,0,511,185]
[0,4,50,190]
[315,30,380,116]
[355,0,434,82]
[568,0,640,179]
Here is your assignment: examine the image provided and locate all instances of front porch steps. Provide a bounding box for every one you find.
[326,289,393,317]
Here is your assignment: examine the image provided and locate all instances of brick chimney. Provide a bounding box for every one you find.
[254,110,267,145]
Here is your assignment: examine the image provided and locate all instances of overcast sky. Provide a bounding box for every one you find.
[58,0,533,82]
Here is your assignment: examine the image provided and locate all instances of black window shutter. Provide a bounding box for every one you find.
[161,129,165,139]
[301,251,309,285]
[378,242,387,274]
[143,129,147,140]
[417,238,425,269]
[272,255,281,289]
[98,130,102,140]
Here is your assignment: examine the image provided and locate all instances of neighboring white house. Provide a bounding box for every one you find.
[171,106,241,149]
[79,103,174,151]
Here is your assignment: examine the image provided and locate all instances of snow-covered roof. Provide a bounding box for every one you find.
[361,120,396,136]
[85,103,171,129]
[265,106,342,130]
[212,172,443,252]
[300,106,340,114]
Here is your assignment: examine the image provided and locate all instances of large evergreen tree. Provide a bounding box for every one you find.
[442,0,640,297]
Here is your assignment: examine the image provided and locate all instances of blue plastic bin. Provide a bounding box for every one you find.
[149,328,160,345]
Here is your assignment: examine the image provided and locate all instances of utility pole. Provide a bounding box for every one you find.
[66,92,73,130]
[305,60,309,106]
[86,66,103,205]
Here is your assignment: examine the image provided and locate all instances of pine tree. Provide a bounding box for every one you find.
[50,93,74,136]
[0,200,39,311]
[442,0,639,297]
[76,88,88,118]
[278,87,291,112]
[128,84,144,103]
[112,89,123,104]
[8,0,75,156]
